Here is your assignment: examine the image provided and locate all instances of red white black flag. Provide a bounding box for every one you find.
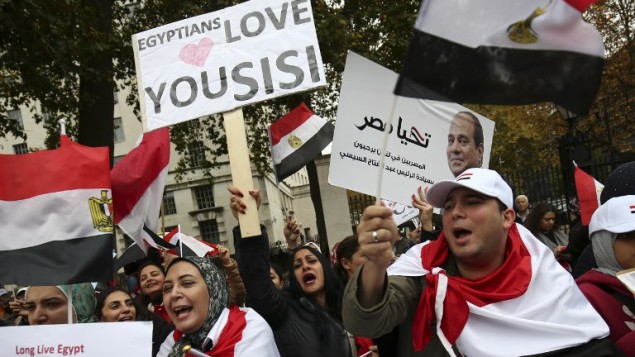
[395,0,604,115]
[0,136,113,285]
[112,128,170,252]
[269,103,334,182]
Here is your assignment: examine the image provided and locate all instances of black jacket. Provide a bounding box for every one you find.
[234,226,352,357]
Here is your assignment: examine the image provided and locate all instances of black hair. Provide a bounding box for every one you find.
[95,286,152,321]
[524,202,560,235]
[456,111,484,147]
[137,259,166,305]
[287,245,344,321]
[334,235,359,283]
[269,261,285,286]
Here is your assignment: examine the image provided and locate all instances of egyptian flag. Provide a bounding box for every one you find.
[574,163,604,225]
[0,135,113,285]
[112,128,170,252]
[164,227,219,257]
[269,103,334,182]
[395,0,604,115]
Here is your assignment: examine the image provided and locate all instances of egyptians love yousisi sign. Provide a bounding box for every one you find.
[132,0,326,131]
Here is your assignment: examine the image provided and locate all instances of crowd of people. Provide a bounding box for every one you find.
[0,110,633,356]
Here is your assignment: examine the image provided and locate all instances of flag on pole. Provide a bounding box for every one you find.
[574,163,604,225]
[0,136,113,285]
[112,128,170,252]
[164,226,219,257]
[394,0,605,115]
[269,103,334,182]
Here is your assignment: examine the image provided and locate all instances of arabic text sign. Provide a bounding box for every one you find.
[133,0,326,131]
[328,52,495,206]
[0,321,152,356]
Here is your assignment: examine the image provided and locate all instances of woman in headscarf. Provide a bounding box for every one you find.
[576,195,635,357]
[24,283,96,325]
[157,256,279,357]
[229,186,355,357]
[96,286,174,357]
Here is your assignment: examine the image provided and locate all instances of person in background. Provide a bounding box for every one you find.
[575,161,635,278]
[229,186,355,357]
[8,287,29,325]
[515,195,530,223]
[270,262,286,290]
[342,168,615,356]
[157,256,279,357]
[96,286,173,357]
[139,259,171,323]
[576,195,635,356]
[524,201,571,270]
[24,283,96,325]
[333,235,379,357]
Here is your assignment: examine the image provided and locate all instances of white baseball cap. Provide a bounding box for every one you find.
[589,195,635,235]
[426,168,513,209]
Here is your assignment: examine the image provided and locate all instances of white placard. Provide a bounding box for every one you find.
[329,52,495,206]
[382,199,419,226]
[0,321,152,357]
[133,0,326,131]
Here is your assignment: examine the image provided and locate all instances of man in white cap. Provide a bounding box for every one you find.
[576,195,635,356]
[343,168,617,356]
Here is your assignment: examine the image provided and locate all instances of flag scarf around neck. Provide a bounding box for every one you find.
[111,128,170,252]
[394,0,604,115]
[159,306,280,357]
[387,223,609,356]
[0,136,112,285]
[269,102,334,182]
[574,164,604,225]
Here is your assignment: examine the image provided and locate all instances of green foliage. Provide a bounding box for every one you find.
[2,0,632,177]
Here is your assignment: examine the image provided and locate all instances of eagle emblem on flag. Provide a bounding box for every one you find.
[288,134,303,149]
[89,190,114,232]
[507,0,552,44]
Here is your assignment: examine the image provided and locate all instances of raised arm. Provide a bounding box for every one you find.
[356,204,400,307]
[228,186,290,329]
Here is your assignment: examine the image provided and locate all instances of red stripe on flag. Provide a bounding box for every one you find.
[563,0,598,13]
[163,227,179,245]
[269,103,314,145]
[0,139,110,201]
[111,128,170,223]
[574,166,600,225]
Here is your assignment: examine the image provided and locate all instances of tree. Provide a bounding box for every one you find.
[0,0,115,163]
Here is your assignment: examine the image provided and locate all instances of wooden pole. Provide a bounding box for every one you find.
[223,108,261,238]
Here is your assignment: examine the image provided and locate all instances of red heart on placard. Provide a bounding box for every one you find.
[179,37,213,67]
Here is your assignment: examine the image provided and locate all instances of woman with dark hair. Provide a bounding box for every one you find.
[138,259,171,323]
[229,186,355,357]
[96,286,173,357]
[157,257,279,357]
[524,202,571,270]
[269,262,285,290]
[334,236,379,357]
[333,235,366,283]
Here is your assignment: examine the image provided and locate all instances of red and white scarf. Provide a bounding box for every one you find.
[387,223,609,356]
[158,306,280,357]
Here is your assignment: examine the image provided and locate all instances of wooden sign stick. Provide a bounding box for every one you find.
[223,108,261,238]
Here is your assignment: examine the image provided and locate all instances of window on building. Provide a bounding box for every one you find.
[164,225,178,235]
[188,141,206,167]
[7,109,23,129]
[163,191,177,215]
[13,143,28,155]
[113,90,118,104]
[194,185,214,209]
[199,219,220,244]
[114,117,125,143]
